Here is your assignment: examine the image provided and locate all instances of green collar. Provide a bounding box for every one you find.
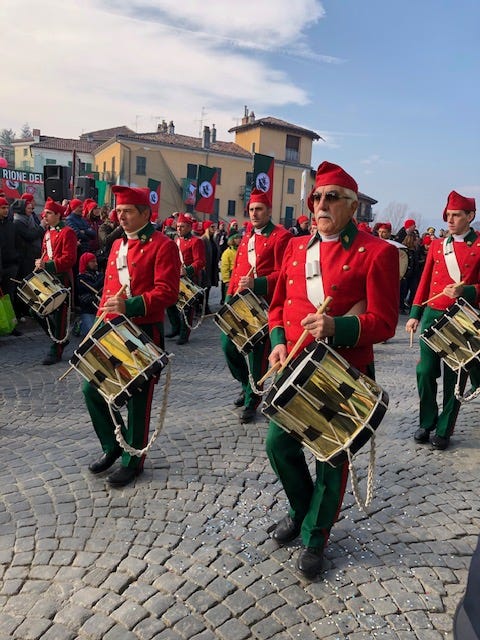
[52,221,65,231]
[307,219,358,249]
[251,219,275,237]
[445,228,477,245]
[137,222,156,244]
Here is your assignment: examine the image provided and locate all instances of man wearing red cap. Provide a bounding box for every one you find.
[165,213,206,345]
[34,198,77,364]
[65,197,96,257]
[221,188,291,423]
[406,190,480,451]
[83,186,181,487]
[295,215,310,237]
[266,161,399,579]
[396,218,417,244]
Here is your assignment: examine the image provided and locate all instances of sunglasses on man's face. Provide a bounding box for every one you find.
[311,191,351,203]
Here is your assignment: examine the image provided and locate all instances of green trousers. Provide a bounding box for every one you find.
[417,307,480,437]
[82,321,164,470]
[34,300,69,359]
[266,422,349,550]
[221,332,269,409]
[166,305,193,341]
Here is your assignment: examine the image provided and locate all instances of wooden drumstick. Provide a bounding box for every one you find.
[258,296,333,384]
[409,329,413,348]
[58,284,126,381]
[235,266,254,294]
[422,281,464,306]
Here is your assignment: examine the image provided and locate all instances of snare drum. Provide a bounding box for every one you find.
[177,277,204,313]
[262,341,389,466]
[17,269,68,316]
[421,298,480,372]
[69,316,169,408]
[214,289,269,355]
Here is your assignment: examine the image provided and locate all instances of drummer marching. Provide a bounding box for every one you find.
[34,198,77,365]
[221,188,291,423]
[265,161,399,579]
[406,190,480,450]
[165,213,206,345]
[83,186,181,487]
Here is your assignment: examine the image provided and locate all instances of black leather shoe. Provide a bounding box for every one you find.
[165,330,179,338]
[414,428,431,443]
[10,328,22,336]
[272,515,301,545]
[240,407,256,423]
[107,466,142,487]
[42,353,61,365]
[89,451,120,474]
[176,336,188,345]
[234,392,245,407]
[296,547,323,580]
[431,434,450,450]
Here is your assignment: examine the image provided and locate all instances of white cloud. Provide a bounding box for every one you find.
[1,0,333,141]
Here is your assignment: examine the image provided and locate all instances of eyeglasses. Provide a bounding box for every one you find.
[311,191,351,203]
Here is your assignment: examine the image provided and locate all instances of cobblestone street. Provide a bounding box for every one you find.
[0,294,478,640]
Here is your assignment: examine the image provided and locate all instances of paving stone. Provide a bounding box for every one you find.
[12,617,52,640]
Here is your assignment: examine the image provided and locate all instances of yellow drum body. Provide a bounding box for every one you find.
[214,289,269,355]
[17,269,68,316]
[262,341,388,466]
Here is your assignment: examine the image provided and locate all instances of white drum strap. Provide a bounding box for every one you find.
[247,234,257,277]
[176,238,185,265]
[443,237,462,283]
[347,430,376,513]
[116,240,131,298]
[305,241,325,307]
[45,231,53,259]
[108,358,172,457]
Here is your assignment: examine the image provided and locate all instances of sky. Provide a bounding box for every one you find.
[2,0,480,231]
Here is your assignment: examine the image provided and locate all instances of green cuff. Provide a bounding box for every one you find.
[461,285,476,305]
[44,260,56,275]
[253,276,267,297]
[185,265,195,279]
[332,315,360,347]
[125,295,146,318]
[409,304,423,321]
[270,327,286,349]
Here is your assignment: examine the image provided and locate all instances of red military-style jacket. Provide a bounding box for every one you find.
[176,232,206,282]
[227,220,291,303]
[410,230,480,318]
[100,223,181,325]
[269,221,399,372]
[42,222,77,285]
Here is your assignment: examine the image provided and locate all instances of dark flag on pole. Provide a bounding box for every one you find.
[253,153,274,204]
[147,178,161,222]
[195,165,217,215]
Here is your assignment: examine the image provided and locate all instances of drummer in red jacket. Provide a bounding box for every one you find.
[165,213,206,345]
[406,190,480,451]
[266,161,399,579]
[83,186,181,488]
[221,189,291,423]
[34,198,77,365]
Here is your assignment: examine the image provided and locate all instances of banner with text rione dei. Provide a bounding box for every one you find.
[195,166,217,215]
[253,153,274,204]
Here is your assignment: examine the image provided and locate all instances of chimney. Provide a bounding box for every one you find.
[241,105,249,125]
[32,128,40,142]
[248,111,255,124]
[211,124,216,143]
[168,121,175,134]
[202,125,210,149]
